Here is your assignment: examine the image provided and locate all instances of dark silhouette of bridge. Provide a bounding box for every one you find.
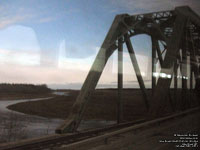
[56,6,200,133]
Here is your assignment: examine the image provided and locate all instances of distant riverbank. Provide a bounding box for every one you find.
[0,83,52,100]
[7,89,149,120]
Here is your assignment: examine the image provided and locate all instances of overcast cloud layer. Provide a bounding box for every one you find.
[0,0,199,89]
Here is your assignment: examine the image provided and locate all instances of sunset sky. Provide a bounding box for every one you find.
[0,0,199,89]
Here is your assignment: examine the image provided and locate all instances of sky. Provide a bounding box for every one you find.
[0,0,199,89]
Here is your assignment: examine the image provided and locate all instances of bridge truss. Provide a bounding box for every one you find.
[56,6,200,133]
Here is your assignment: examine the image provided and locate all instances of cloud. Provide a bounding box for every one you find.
[38,17,57,23]
[0,3,36,29]
[0,15,29,29]
[0,25,41,66]
[0,12,57,29]
[0,48,151,87]
[58,55,95,71]
[57,40,99,70]
[0,48,40,66]
[0,25,41,51]
[110,0,200,14]
[0,3,58,29]
[0,63,88,85]
[110,51,151,76]
[58,45,98,71]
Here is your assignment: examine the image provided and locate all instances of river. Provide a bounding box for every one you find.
[0,96,63,142]
[0,92,115,143]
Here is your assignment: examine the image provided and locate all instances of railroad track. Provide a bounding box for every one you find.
[0,119,145,150]
[0,107,199,150]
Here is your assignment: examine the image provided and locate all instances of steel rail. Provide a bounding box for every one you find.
[0,119,145,150]
[59,107,200,150]
[0,107,199,150]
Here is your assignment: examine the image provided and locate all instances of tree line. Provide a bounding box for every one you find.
[0,83,51,94]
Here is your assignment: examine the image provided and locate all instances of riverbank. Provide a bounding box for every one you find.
[7,89,199,121]
[0,90,117,143]
[1,89,199,143]
[0,83,51,100]
[0,96,62,143]
[7,89,149,121]
[0,93,53,100]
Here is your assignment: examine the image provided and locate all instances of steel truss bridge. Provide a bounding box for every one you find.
[56,6,200,133]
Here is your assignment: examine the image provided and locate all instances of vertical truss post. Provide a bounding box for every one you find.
[181,36,189,110]
[190,54,194,103]
[173,59,178,109]
[117,38,123,123]
[192,52,200,98]
[196,65,200,105]
[168,87,175,111]
[125,34,149,110]
[189,46,194,91]
[175,51,183,110]
[187,28,194,104]
[190,66,193,90]
[189,28,200,104]
[150,13,187,116]
[151,37,157,95]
